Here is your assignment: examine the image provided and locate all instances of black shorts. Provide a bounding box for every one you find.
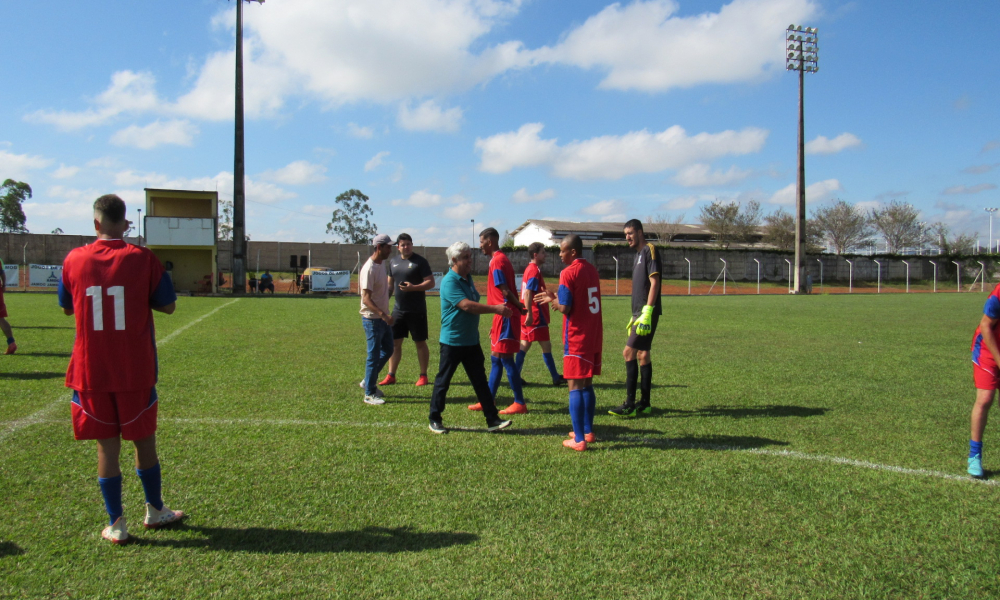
[626,312,659,352]
[392,311,429,343]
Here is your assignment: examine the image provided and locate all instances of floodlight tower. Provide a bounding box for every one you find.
[786,24,819,293]
[232,0,265,295]
[986,208,998,254]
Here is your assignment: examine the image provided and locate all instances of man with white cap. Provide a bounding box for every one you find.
[359,234,395,405]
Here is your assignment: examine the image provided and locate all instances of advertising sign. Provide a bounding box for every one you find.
[3,264,17,288]
[29,264,63,288]
[431,272,444,293]
[310,270,350,292]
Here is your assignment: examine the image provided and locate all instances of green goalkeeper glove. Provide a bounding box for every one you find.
[635,305,654,336]
[625,316,634,335]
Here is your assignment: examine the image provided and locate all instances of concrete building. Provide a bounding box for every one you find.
[144,188,218,294]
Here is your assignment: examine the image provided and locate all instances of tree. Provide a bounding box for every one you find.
[812,199,874,254]
[699,200,740,248]
[762,209,824,252]
[326,189,377,244]
[870,200,922,254]
[929,222,977,254]
[734,200,762,245]
[218,199,233,241]
[51,227,64,235]
[646,212,686,244]
[0,179,31,233]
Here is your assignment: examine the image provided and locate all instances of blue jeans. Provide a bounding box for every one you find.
[363,318,394,395]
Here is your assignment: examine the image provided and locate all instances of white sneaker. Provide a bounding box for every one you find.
[102,516,129,545]
[372,388,385,399]
[144,503,186,529]
[364,394,386,405]
[359,379,366,389]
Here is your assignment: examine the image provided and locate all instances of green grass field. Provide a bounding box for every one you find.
[1,291,998,599]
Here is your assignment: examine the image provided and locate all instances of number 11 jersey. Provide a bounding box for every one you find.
[59,239,177,392]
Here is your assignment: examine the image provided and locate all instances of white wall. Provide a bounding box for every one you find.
[512,223,554,247]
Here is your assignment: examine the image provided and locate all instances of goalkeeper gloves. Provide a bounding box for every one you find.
[625,316,634,335]
[635,305,654,336]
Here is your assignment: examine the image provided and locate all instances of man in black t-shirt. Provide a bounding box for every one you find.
[381,233,435,386]
[609,219,662,418]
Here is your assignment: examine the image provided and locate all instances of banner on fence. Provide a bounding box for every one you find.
[431,272,444,293]
[3,264,18,288]
[310,270,350,292]
[29,264,62,288]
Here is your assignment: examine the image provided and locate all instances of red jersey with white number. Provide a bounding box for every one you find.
[557,258,603,355]
[488,250,518,310]
[520,262,550,328]
[60,239,176,392]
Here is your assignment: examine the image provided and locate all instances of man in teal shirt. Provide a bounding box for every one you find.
[428,241,514,434]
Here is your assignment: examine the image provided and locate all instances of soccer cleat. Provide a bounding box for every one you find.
[552,376,566,387]
[364,394,386,405]
[635,402,652,415]
[563,438,586,451]
[487,419,512,432]
[102,516,129,545]
[569,431,597,443]
[5,342,16,355]
[428,421,448,434]
[969,454,985,478]
[468,402,483,411]
[608,403,636,418]
[144,503,186,529]
[499,402,528,415]
[415,375,430,387]
[378,374,396,386]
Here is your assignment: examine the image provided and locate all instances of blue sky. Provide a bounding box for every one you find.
[1,0,998,246]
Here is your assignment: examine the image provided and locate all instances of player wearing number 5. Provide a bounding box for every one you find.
[539,234,603,451]
[58,194,184,545]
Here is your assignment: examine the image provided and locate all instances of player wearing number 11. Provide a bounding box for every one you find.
[58,194,184,545]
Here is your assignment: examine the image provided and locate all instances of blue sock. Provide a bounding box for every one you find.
[5,337,13,345]
[488,356,503,398]
[542,352,561,381]
[98,474,123,525]
[971,440,983,459]
[136,463,163,511]
[501,356,525,404]
[569,390,585,442]
[583,386,596,435]
[515,350,526,376]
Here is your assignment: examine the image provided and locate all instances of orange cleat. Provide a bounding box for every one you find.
[568,431,597,443]
[499,402,528,415]
[468,402,483,411]
[562,438,586,451]
[5,342,16,355]
[378,374,396,386]
[415,375,430,387]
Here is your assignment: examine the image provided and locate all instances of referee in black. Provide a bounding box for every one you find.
[610,218,662,417]
[381,233,435,387]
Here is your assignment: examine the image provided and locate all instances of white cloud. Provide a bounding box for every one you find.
[581,199,625,216]
[397,100,463,132]
[112,169,294,204]
[24,199,97,221]
[665,195,701,210]
[443,201,483,220]
[768,179,842,205]
[805,132,863,155]
[365,151,391,172]
[86,157,119,169]
[261,160,327,185]
[476,122,767,180]
[391,190,443,208]
[51,165,80,179]
[0,150,53,179]
[943,183,998,195]
[673,163,752,187]
[25,70,161,131]
[511,188,556,203]
[531,0,819,92]
[347,123,375,139]
[963,163,1000,175]
[110,120,199,149]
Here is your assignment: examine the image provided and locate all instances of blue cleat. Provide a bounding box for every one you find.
[968,454,984,478]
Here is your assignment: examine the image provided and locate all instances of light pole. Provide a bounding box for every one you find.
[720,258,728,295]
[786,24,819,294]
[784,258,793,292]
[987,208,998,254]
[929,260,938,292]
[753,258,761,294]
[232,0,265,295]
[952,261,961,292]
[873,259,882,293]
[902,260,910,293]
[136,208,142,244]
[816,258,823,292]
[684,258,691,295]
[845,259,853,294]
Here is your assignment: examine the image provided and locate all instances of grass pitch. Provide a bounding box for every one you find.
[0,290,997,599]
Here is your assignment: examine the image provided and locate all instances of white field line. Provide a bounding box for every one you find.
[0,299,240,445]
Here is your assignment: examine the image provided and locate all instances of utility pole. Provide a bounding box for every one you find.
[786,24,819,293]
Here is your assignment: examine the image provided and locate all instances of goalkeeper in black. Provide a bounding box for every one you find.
[610,218,662,417]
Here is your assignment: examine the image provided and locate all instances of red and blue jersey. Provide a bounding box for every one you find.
[972,283,1000,367]
[488,250,518,310]
[558,258,603,355]
[59,239,176,392]
[521,262,550,328]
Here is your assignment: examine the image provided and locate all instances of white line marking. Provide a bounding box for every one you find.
[0,299,241,445]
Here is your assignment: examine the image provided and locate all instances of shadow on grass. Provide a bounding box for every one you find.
[18,352,71,358]
[591,382,689,390]
[12,326,74,330]
[603,433,790,453]
[666,405,829,420]
[0,372,65,380]
[136,525,477,554]
[0,541,25,557]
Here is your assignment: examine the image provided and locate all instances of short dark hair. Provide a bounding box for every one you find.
[563,233,583,255]
[94,194,127,224]
[479,227,499,242]
[527,242,545,257]
[396,232,413,244]
[623,219,644,233]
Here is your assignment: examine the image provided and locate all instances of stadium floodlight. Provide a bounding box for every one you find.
[873,259,882,293]
[845,259,854,293]
[986,208,998,254]
[785,258,793,292]
[929,260,938,292]
[902,260,910,293]
[952,260,961,292]
[232,0,266,295]
[786,23,819,294]
[753,258,761,294]
[684,258,691,295]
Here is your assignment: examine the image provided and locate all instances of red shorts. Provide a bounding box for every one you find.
[974,361,1000,390]
[71,388,159,441]
[0,289,7,319]
[521,323,550,343]
[564,352,602,379]
[490,313,521,354]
